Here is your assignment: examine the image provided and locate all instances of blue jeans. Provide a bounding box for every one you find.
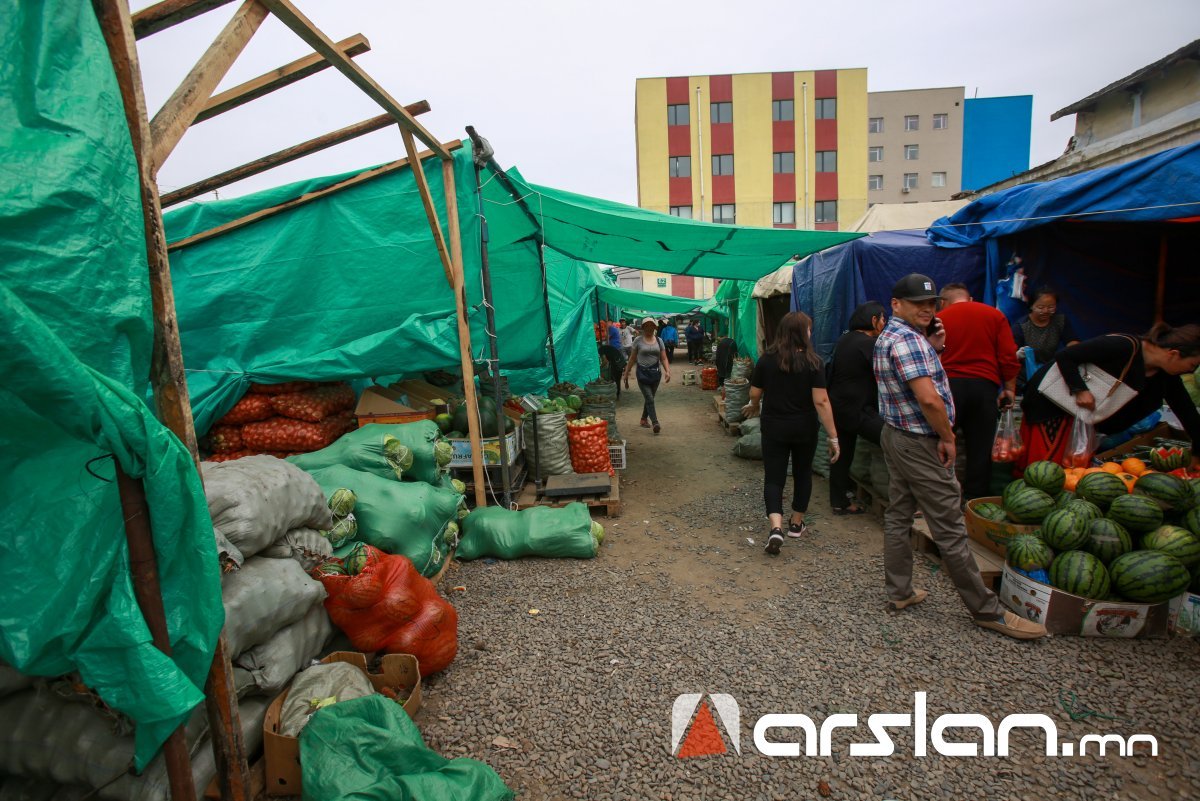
[638,377,660,423]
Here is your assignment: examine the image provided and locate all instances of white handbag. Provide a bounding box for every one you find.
[1036,335,1139,424]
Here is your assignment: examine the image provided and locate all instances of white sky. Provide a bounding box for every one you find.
[134,0,1200,207]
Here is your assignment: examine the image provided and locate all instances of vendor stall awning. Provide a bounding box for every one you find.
[595,283,707,316]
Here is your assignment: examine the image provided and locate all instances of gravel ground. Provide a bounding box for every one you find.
[420,368,1200,801]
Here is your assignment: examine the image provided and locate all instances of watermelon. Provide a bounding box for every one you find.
[433,413,454,433]
[1054,491,1076,510]
[566,394,583,411]
[1109,550,1191,603]
[328,487,357,518]
[1141,525,1200,569]
[1106,494,1164,533]
[343,543,369,575]
[1042,509,1090,552]
[972,502,1008,522]
[1049,551,1111,600]
[1002,479,1030,508]
[1149,445,1191,472]
[1024,461,1066,496]
[1135,472,1191,511]
[1185,507,1200,538]
[1076,472,1128,509]
[1178,479,1200,512]
[1007,534,1054,571]
[313,562,346,577]
[1084,518,1133,565]
[1066,499,1104,524]
[1007,488,1056,523]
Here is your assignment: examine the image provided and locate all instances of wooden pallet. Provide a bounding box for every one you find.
[515,473,622,517]
[713,396,742,436]
[911,517,1005,591]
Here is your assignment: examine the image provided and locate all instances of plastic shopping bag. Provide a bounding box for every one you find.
[991,407,1024,463]
[1064,416,1098,468]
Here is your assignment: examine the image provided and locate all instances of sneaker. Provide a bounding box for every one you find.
[887,589,929,612]
[640,418,650,428]
[653,423,661,434]
[975,611,1047,640]
[765,529,784,555]
[786,521,808,538]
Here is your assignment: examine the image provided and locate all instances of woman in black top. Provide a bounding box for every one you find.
[742,312,840,556]
[1019,323,1200,470]
[1012,288,1080,385]
[827,302,887,514]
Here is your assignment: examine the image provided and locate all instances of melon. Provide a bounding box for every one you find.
[343,542,369,576]
[1024,461,1066,496]
[1054,491,1077,510]
[1007,488,1056,524]
[1066,499,1104,524]
[1076,472,1128,509]
[1049,551,1111,600]
[1006,534,1054,571]
[1134,472,1191,511]
[1185,507,1200,539]
[1002,479,1030,509]
[1109,550,1191,603]
[1041,509,1089,552]
[1106,494,1164,533]
[972,502,1008,523]
[1084,518,1133,566]
[1141,525,1200,570]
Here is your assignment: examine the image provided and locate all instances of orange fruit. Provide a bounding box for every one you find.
[1100,462,1123,474]
[1117,473,1138,492]
[1064,474,1080,492]
[1083,467,1105,475]
[1121,458,1147,476]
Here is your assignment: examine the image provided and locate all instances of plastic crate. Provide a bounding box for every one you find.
[608,440,627,470]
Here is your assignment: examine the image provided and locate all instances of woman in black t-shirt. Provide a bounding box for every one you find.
[743,312,840,556]
[827,302,887,514]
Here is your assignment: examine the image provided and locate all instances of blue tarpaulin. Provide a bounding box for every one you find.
[790,230,986,358]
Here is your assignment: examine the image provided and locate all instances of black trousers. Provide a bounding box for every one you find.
[949,377,1001,500]
[761,422,819,517]
[687,340,702,361]
[828,412,883,508]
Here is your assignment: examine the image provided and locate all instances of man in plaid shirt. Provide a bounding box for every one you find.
[874,274,1045,640]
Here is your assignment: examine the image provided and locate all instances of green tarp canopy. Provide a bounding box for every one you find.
[2,2,222,769]
[714,279,761,361]
[595,283,707,317]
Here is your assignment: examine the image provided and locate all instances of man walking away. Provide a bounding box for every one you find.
[660,319,679,361]
[619,319,634,359]
[607,319,622,351]
[874,274,1045,640]
[938,283,1020,500]
[686,320,705,363]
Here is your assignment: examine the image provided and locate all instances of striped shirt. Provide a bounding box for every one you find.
[873,316,956,435]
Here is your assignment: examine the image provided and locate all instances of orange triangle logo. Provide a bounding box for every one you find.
[676,700,727,758]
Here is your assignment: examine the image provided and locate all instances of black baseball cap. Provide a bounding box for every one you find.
[892,273,939,301]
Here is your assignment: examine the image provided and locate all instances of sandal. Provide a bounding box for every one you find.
[832,505,866,516]
[640,418,650,428]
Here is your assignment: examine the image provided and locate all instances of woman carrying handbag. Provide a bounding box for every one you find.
[623,318,671,434]
[1017,323,1200,472]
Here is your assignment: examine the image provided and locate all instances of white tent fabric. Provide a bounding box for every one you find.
[848,200,969,233]
[751,262,796,299]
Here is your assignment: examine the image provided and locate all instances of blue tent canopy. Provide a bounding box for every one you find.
[790,230,985,358]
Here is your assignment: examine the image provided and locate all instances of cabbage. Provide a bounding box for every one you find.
[382,435,414,479]
[451,478,466,495]
[323,513,357,548]
[433,440,454,469]
[328,488,357,518]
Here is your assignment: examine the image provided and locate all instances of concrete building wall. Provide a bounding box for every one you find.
[866,87,964,204]
[962,96,1033,190]
[1076,61,1200,146]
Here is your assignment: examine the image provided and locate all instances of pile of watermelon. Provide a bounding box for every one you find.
[999,461,1200,602]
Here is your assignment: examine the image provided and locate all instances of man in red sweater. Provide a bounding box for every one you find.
[938,283,1020,499]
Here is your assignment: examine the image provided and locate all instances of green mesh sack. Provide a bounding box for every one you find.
[307,465,459,577]
[290,421,447,485]
[457,503,600,561]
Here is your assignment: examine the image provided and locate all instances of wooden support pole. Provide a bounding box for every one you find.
[132,0,239,38]
[260,0,451,160]
[162,105,430,207]
[94,3,251,801]
[167,140,462,251]
[400,128,456,286]
[148,0,269,174]
[194,33,371,124]
[1155,232,1168,323]
[442,159,487,507]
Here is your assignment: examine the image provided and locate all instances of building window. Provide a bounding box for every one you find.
[868,146,883,162]
[931,172,947,188]
[933,113,948,130]
[815,98,837,119]
[814,200,837,223]
[868,174,883,191]
[667,104,690,126]
[772,99,794,122]
[903,173,918,190]
[669,156,691,178]
[904,144,919,160]
[904,114,919,131]
[815,150,837,172]
[772,202,796,225]
[710,101,733,124]
[773,151,795,174]
[712,204,736,224]
[712,154,734,176]
[669,205,693,219]
[868,117,883,134]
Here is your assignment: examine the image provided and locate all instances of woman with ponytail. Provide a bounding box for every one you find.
[1019,322,1200,470]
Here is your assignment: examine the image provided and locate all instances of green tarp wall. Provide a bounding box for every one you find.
[1,1,222,769]
[714,279,761,361]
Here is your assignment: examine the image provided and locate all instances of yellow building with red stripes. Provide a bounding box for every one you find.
[635,69,868,298]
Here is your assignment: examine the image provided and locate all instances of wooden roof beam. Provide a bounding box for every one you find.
[259,0,451,161]
[132,0,240,39]
[149,0,269,175]
[161,104,430,207]
[194,33,371,124]
[167,139,463,252]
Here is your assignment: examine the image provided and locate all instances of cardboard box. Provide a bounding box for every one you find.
[1094,422,1182,463]
[1169,591,1200,637]
[263,651,422,796]
[999,564,1170,638]
[447,415,522,467]
[354,385,435,427]
[962,497,1039,557]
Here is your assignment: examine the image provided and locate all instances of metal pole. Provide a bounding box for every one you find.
[467,142,512,508]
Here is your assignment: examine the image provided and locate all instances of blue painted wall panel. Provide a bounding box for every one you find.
[962,96,1033,190]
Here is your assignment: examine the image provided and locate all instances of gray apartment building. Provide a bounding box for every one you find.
[867,87,965,204]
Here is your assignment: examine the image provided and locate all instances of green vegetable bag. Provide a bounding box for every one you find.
[307,465,461,576]
[457,503,602,560]
[290,421,449,485]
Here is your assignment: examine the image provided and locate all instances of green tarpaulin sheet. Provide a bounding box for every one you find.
[1,1,222,769]
[715,279,761,361]
[595,283,707,317]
